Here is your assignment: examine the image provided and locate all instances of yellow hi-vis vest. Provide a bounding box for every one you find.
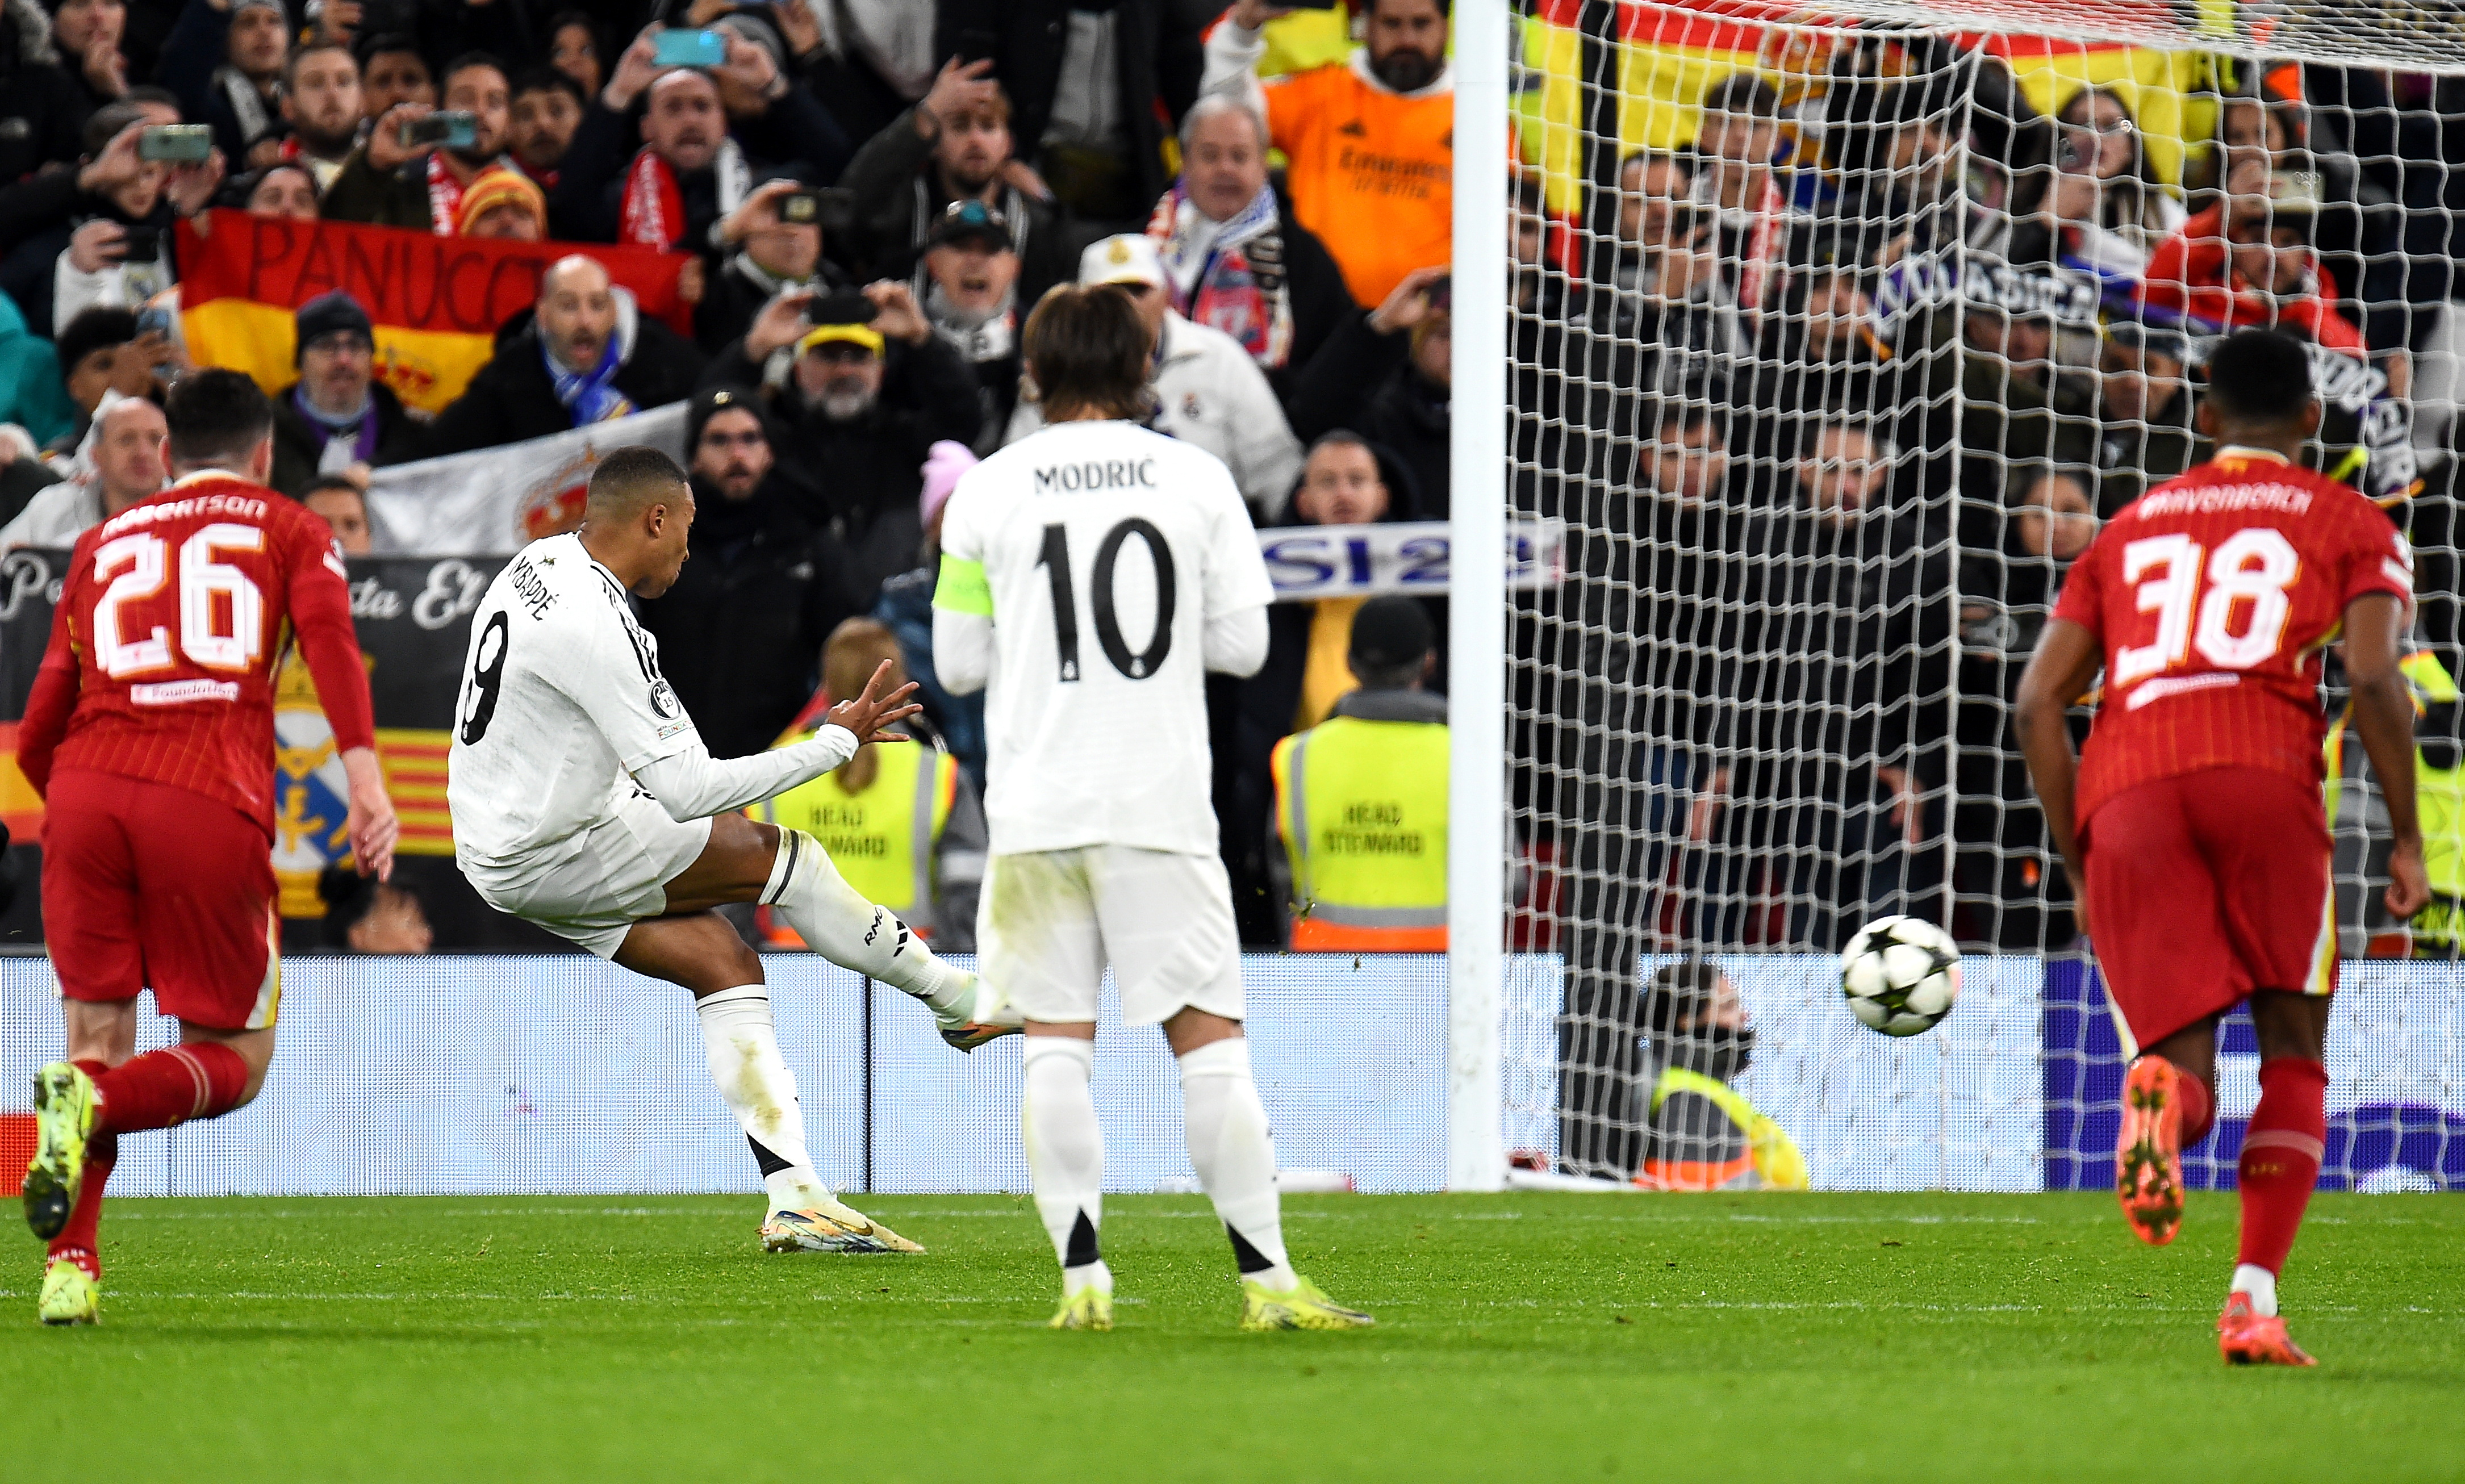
[759,735,958,931]
[1270,713,1448,950]
[2412,754,2465,951]
[1637,1067,1810,1192]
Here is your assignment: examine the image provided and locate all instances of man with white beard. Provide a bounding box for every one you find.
[918,200,1022,452]
[701,283,980,601]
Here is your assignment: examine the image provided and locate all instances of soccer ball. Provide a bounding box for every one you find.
[1840,916,1961,1037]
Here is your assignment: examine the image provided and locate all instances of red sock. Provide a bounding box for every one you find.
[2236,1056,2328,1276]
[92,1044,250,1135]
[48,1060,115,1279]
[2174,1067,2216,1148]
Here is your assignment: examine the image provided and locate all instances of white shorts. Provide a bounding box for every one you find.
[978,845,1244,1027]
[461,786,714,959]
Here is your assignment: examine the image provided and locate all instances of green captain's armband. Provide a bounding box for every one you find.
[934,554,992,616]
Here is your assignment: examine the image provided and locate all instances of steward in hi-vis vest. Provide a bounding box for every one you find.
[757,621,988,950]
[1271,595,1447,951]
[1632,959,1807,1192]
[2327,648,2462,955]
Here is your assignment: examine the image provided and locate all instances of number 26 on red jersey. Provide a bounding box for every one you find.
[89,524,267,679]
[2113,528,2304,685]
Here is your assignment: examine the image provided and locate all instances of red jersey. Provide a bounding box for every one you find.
[16,471,377,838]
[2051,450,2412,825]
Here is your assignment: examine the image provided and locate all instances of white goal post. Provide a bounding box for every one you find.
[1447,0,2465,1193]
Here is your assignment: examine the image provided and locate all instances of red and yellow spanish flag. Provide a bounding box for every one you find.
[176,210,693,416]
[1512,0,2229,214]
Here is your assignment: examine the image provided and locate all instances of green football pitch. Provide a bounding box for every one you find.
[2,1191,2459,1482]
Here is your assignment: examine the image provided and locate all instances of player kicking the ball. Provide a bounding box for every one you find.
[2017,329,2429,1366]
[18,371,399,1324]
[448,446,1010,1256]
[934,283,1369,1332]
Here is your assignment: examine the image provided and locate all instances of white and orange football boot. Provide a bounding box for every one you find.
[2116,1056,2186,1247]
[2217,1291,2316,1366]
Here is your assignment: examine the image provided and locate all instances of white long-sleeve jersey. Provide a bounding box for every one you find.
[448,532,857,874]
[933,419,1275,858]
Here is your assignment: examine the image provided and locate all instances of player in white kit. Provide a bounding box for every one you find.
[449,446,1012,1255]
[934,284,1371,1330]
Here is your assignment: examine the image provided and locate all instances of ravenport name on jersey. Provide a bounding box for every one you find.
[2052,453,2410,823]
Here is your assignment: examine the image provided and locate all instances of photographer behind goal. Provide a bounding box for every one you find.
[1631,959,1807,1192]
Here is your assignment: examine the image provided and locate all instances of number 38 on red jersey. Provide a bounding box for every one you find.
[2050,454,2413,822]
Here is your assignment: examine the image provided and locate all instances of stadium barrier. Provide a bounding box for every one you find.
[5,954,2453,1196]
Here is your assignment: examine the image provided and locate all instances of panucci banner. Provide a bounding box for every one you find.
[175,210,692,416]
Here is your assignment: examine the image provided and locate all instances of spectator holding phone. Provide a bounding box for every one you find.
[324,52,521,235]
[1203,0,1453,308]
[696,176,845,354]
[548,24,851,253]
[158,0,291,170]
[698,283,980,603]
[4,103,220,337]
[354,34,434,124]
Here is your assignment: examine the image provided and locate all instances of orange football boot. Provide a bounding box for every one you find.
[2217,1291,2316,1366]
[2116,1056,2186,1246]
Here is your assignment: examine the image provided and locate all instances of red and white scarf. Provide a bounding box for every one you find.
[1735,174,1785,324]
[617,138,749,250]
[426,153,520,237]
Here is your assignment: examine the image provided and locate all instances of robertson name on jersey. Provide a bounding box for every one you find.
[2050,450,2413,825]
[15,471,374,834]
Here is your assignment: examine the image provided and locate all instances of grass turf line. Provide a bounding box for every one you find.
[2,1191,2459,1483]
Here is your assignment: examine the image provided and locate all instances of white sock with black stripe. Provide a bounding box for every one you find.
[1179,1037,1298,1292]
[762,828,971,1017]
[693,984,824,1209]
[1023,1036,1111,1295]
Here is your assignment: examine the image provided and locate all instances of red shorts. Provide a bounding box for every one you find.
[2079,767,2335,1052]
[42,770,281,1031]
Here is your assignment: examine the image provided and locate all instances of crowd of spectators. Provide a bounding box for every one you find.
[0,0,2459,986]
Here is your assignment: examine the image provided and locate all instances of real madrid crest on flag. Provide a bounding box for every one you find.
[271,650,358,917]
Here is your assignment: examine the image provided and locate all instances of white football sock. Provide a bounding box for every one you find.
[694,985,824,1209]
[1179,1038,1297,1292]
[1022,1037,1109,1293]
[763,828,972,1017]
[2232,1263,2279,1318]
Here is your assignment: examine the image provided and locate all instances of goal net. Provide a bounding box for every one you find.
[1483,0,2465,1191]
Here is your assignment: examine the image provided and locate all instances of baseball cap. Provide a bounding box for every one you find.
[1348,595,1435,672]
[930,199,1014,253]
[1079,233,1166,290]
[796,292,885,358]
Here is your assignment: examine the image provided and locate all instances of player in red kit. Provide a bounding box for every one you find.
[15,369,399,1326]
[2017,329,2429,1367]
